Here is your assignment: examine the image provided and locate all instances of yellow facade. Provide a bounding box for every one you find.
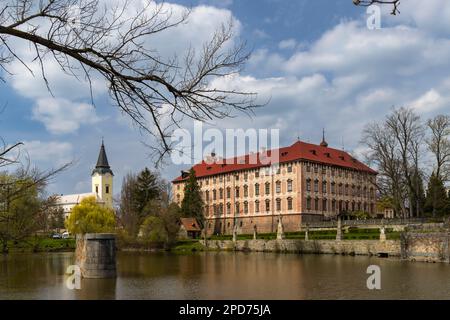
[92,172,113,208]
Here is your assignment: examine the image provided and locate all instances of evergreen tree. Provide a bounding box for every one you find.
[425,172,449,217]
[135,168,161,215]
[181,169,205,227]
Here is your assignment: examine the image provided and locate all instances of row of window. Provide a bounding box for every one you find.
[205,198,294,216]
[305,163,372,181]
[197,165,294,187]
[204,180,294,202]
[305,197,375,213]
[305,179,374,198]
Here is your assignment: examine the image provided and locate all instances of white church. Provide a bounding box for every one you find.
[56,141,114,218]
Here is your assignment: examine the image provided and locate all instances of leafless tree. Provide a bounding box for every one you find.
[362,122,409,217]
[427,115,450,182]
[0,0,258,163]
[385,107,425,217]
[353,0,401,15]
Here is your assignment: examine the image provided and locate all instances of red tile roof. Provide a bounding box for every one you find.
[180,218,201,232]
[173,140,377,182]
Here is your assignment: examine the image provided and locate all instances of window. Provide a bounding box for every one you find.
[227,203,231,215]
[219,176,223,183]
[227,187,231,199]
[213,204,217,215]
[219,204,224,215]
[287,166,293,173]
[213,189,217,201]
[206,191,210,202]
[244,173,248,181]
[235,174,240,181]
[306,197,311,210]
[244,185,249,198]
[276,198,281,211]
[314,166,319,174]
[332,200,336,211]
[322,167,326,175]
[287,180,293,192]
[255,183,260,196]
[95,185,99,193]
[276,181,281,194]
[322,181,327,194]
[314,198,319,211]
[235,187,240,198]
[255,171,260,178]
[306,179,311,192]
[322,199,327,211]
[244,201,249,214]
[265,182,270,195]
[227,175,231,182]
[213,177,217,184]
[219,188,223,200]
[345,184,349,196]
[331,182,336,194]
[235,202,240,214]
[255,200,260,213]
[306,165,311,172]
[265,199,270,212]
[287,198,293,210]
[314,180,319,193]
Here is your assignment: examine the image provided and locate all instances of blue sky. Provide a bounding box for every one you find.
[1,0,450,198]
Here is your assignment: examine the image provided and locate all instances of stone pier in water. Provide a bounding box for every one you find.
[76,233,117,279]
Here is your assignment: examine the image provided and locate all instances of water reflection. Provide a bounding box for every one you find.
[0,251,449,299]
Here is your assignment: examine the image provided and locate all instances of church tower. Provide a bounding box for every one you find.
[91,140,114,208]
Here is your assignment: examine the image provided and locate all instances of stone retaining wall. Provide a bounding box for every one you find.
[401,232,450,263]
[202,239,401,257]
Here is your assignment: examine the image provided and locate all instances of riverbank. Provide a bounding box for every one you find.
[202,239,401,257]
[202,231,450,264]
[4,238,76,253]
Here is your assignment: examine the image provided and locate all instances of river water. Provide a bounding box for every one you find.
[0,251,449,299]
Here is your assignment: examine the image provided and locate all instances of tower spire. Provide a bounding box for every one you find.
[320,128,328,147]
[92,140,114,176]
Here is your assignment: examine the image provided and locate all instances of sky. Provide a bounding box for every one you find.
[1,0,450,198]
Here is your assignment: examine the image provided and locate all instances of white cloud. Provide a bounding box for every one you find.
[410,89,445,114]
[32,98,101,134]
[278,38,297,50]
[21,140,73,166]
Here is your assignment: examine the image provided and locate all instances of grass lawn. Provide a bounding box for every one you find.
[7,237,76,253]
[208,228,402,241]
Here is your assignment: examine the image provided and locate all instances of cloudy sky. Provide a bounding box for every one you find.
[1,0,450,197]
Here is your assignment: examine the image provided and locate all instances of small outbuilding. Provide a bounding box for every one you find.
[178,218,202,239]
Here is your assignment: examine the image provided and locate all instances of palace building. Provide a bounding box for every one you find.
[172,138,377,236]
[55,141,114,218]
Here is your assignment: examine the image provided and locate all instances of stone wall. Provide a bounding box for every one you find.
[202,239,401,257]
[76,233,117,278]
[401,232,450,263]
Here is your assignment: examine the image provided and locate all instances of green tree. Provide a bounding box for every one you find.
[0,172,54,253]
[65,197,116,234]
[181,169,204,227]
[135,168,162,213]
[425,173,450,217]
[140,216,167,243]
